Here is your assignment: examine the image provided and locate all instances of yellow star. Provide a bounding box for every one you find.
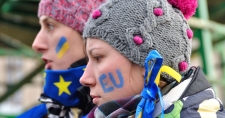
[83,68,86,71]
[54,76,72,96]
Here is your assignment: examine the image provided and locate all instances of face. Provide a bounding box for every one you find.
[80,38,144,106]
[32,15,85,70]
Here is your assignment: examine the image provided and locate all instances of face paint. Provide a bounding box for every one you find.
[56,36,69,58]
[108,69,124,88]
[99,69,124,93]
[99,74,114,93]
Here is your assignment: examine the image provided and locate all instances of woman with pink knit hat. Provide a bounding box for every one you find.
[17,0,105,118]
[80,0,225,117]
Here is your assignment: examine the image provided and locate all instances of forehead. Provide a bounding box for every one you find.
[86,38,108,48]
[86,38,113,53]
[39,15,54,24]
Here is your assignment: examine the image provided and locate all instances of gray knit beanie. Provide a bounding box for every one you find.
[83,0,197,82]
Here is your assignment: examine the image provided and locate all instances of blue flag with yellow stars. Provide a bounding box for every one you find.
[43,65,86,107]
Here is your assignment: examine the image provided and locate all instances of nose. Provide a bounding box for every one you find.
[32,30,48,53]
[80,62,96,87]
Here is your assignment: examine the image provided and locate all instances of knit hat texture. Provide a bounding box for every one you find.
[38,0,106,33]
[83,0,197,82]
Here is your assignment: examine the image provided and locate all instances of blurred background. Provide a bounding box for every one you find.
[0,0,225,117]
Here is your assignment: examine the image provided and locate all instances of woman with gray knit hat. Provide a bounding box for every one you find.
[80,0,225,117]
[17,0,106,118]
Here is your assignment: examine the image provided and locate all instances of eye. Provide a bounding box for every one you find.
[46,23,54,30]
[93,55,102,63]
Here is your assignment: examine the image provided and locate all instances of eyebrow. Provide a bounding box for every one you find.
[89,48,95,56]
[39,17,50,25]
[89,48,101,56]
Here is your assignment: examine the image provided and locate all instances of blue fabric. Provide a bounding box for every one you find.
[82,114,88,118]
[135,50,164,118]
[17,103,47,118]
[44,65,86,107]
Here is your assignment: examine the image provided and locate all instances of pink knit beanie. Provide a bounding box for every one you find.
[38,0,106,33]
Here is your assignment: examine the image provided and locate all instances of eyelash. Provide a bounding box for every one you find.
[46,23,54,30]
[93,55,102,63]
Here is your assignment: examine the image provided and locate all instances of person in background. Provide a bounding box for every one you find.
[17,0,105,118]
[80,0,225,117]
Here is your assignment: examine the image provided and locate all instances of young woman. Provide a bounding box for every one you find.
[17,0,105,118]
[80,0,225,117]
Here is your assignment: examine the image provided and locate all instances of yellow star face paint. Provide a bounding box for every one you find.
[56,36,69,59]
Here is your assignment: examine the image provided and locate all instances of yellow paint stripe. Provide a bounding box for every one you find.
[198,99,220,118]
[57,42,69,59]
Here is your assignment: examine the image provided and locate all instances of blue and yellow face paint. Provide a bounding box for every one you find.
[56,36,69,59]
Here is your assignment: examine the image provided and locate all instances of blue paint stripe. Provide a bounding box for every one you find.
[56,37,67,53]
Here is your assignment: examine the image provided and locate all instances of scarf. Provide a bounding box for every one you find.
[39,86,94,118]
[87,95,142,118]
[17,65,94,118]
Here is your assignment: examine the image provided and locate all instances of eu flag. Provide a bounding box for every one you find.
[44,65,86,107]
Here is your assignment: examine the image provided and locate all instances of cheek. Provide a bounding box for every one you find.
[129,67,144,94]
[55,36,69,59]
[98,69,125,93]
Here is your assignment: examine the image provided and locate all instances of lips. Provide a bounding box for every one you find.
[42,58,52,70]
[91,94,101,105]
[45,63,52,70]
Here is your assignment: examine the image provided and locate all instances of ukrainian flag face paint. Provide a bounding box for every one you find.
[56,36,69,59]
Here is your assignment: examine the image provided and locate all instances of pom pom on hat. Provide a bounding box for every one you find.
[167,0,198,19]
[92,10,102,19]
[154,8,164,16]
[179,61,188,72]
[187,29,193,39]
[133,36,143,45]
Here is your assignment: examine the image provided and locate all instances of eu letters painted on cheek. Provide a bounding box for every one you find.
[99,69,124,93]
